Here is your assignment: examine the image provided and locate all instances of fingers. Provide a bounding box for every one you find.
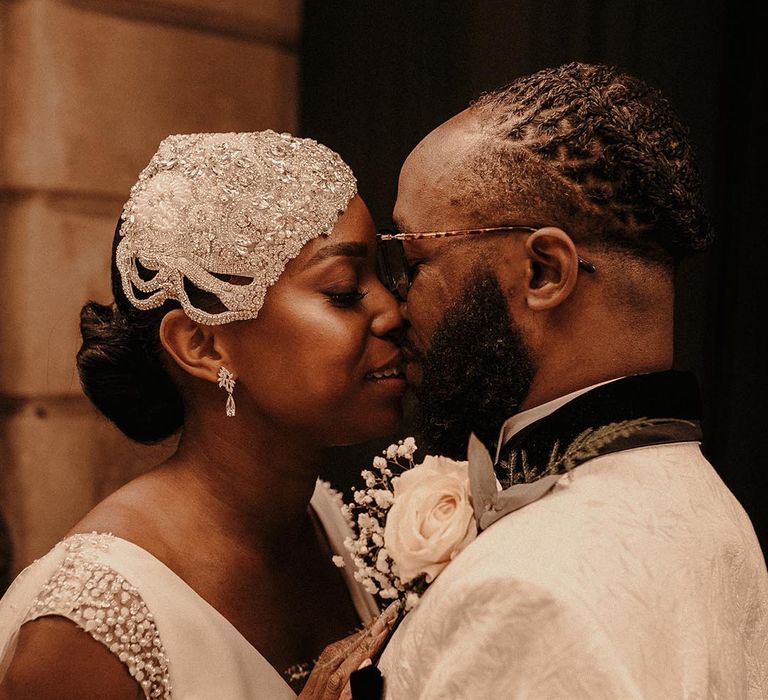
[316,601,400,671]
[331,622,388,690]
[339,680,354,700]
[339,658,373,700]
[335,601,399,675]
[369,601,401,640]
[299,602,401,699]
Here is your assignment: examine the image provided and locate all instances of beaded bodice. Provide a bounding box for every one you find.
[24,533,171,699]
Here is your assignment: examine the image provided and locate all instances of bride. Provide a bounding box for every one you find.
[0,131,404,698]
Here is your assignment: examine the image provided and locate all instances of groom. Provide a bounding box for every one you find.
[375,63,768,697]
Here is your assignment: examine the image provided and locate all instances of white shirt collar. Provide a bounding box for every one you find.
[494,377,625,461]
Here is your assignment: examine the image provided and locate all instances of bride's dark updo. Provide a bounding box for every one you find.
[77,223,184,444]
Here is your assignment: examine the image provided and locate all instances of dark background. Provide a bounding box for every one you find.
[300,0,767,555]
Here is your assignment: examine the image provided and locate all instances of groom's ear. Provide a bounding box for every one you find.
[159,309,228,382]
[522,227,581,311]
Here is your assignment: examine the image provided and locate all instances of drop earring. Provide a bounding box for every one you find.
[217,366,236,417]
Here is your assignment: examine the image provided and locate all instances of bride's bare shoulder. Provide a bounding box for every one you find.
[0,617,143,699]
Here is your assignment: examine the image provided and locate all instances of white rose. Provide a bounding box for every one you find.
[384,455,477,583]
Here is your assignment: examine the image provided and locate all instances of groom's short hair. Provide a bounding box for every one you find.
[469,63,713,266]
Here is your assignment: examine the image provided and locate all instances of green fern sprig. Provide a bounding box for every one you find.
[504,417,696,484]
[545,417,692,474]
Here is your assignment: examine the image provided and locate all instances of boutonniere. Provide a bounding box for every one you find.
[334,438,478,612]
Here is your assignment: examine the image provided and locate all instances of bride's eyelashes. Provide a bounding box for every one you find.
[325,288,369,308]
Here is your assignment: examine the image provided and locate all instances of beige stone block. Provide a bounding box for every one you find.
[1,0,298,197]
[159,0,300,36]
[64,0,301,44]
[0,396,174,573]
[0,193,119,395]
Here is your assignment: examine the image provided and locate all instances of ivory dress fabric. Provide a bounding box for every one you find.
[379,443,768,699]
[0,480,377,698]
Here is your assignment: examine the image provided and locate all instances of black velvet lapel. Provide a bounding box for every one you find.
[495,371,703,489]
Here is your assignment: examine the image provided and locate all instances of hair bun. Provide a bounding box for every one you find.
[77,301,183,443]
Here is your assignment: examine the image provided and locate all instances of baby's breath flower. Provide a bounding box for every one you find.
[372,489,394,509]
[332,555,345,568]
[405,592,421,611]
[376,550,390,573]
[334,437,428,615]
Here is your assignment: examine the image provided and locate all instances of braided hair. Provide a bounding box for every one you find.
[471,63,713,265]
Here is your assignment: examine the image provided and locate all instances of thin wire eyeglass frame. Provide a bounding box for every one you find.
[376,225,596,301]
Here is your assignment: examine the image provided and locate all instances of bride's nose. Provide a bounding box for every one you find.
[370,286,405,339]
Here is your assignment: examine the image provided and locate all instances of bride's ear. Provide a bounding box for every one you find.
[159,309,229,382]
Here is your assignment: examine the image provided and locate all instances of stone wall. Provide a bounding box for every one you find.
[0,0,300,575]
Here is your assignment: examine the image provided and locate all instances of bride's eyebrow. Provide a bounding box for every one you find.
[302,241,368,269]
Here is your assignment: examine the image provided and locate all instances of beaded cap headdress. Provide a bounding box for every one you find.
[116,131,357,324]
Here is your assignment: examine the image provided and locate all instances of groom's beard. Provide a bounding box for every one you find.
[412,271,535,460]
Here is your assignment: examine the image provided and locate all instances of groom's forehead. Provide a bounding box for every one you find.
[399,111,484,191]
[397,123,504,232]
[393,170,489,233]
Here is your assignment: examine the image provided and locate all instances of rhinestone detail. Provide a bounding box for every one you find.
[24,533,172,699]
[116,131,357,325]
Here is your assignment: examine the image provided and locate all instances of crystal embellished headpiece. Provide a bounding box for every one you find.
[116,131,357,324]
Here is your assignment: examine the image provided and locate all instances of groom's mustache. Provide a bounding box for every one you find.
[391,327,427,389]
[390,324,424,364]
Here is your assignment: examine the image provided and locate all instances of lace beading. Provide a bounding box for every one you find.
[24,533,172,698]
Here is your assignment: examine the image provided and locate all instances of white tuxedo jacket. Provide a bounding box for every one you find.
[379,443,768,699]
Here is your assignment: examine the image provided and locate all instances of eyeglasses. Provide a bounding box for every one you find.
[376,225,596,301]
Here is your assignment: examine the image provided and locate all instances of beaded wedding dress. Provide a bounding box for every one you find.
[0,481,377,698]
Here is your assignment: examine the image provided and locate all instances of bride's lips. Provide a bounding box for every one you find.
[365,356,407,394]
